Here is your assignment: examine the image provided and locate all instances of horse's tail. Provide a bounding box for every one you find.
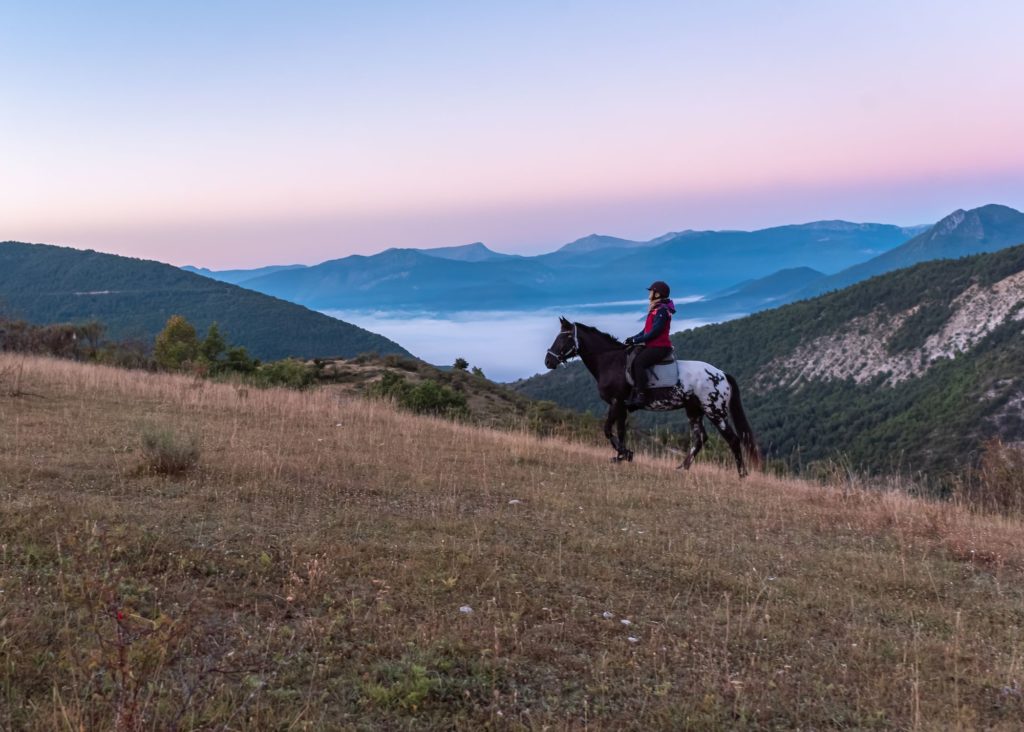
[726,373,762,471]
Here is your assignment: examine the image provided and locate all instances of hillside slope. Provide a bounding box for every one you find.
[0,241,409,360]
[3,354,1024,728]
[515,244,1024,477]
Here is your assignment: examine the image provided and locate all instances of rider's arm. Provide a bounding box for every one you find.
[630,309,669,344]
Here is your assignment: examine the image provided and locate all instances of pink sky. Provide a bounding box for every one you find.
[2,1,1022,267]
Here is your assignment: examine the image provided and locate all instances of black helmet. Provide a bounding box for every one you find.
[647,280,670,299]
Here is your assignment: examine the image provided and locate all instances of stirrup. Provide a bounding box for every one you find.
[624,390,646,409]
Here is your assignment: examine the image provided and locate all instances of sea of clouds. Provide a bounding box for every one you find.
[324,299,708,382]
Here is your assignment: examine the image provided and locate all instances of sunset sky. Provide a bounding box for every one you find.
[3,1,1023,267]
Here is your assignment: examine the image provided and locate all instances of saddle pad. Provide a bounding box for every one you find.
[647,361,681,389]
[625,348,680,388]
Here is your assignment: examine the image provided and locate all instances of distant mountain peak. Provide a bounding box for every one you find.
[417,242,510,262]
[929,204,1024,242]
[556,233,646,254]
[932,209,968,238]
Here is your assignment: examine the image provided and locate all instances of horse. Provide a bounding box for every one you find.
[544,317,761,477]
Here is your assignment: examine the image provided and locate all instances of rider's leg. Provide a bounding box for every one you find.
[626,346,671,408]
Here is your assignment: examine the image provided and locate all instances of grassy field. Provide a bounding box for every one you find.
[2,354,1024,730]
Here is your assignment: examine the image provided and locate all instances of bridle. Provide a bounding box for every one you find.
[547,323,580,365]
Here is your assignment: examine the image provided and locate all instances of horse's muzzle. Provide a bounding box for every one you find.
[544,353,560,370]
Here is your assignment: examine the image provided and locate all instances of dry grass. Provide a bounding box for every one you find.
[2,353,1024,730]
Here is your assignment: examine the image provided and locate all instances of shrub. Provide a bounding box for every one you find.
[371,372,468,417]
[253,359,315,389]
[223,345,258,374]
[954,439,1024,516]
[384,354,420,372]
[140,426,200,475]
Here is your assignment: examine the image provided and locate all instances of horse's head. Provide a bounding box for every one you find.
[545,317,580,369]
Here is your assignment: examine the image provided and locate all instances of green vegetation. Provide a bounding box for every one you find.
[370,371,469,417]
[0,240,409,360]
[139,424,200,475]
[153,314,199,370]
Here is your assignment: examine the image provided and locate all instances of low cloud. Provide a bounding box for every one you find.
[323,305,710,382]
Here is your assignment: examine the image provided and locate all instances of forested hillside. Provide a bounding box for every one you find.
[514,244,1024,479]
[0,242,408,360]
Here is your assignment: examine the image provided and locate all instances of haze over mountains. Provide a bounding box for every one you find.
[190,218,937,314]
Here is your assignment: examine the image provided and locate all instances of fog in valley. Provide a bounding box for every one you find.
[324,299,709,382]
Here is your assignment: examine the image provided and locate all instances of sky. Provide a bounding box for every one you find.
[3,1,1023,268]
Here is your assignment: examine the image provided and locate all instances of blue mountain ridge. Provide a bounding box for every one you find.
[198,219,925,312]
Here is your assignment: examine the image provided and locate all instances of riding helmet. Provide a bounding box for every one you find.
[647,281,670,299]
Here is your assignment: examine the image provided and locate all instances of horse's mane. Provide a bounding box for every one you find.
[573,322,626,351]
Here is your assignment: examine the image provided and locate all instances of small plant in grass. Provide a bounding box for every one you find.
[0,356,26,396]
[140,426,200,475]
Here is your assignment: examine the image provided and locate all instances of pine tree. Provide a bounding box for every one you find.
[200,322,227,366]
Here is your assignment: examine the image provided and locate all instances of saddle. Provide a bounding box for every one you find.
[625,347,680,389]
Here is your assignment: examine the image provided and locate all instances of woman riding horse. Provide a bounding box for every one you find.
[624,280,675,409]
[544,317,760,477]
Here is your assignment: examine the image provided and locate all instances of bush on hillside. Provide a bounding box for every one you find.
[383,354,420,372]
[252,359,316,389]
[140,425,200,475]
[371,372,468,418]
[954,439,1024,516]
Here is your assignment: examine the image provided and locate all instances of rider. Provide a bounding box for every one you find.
[623,280,675,408]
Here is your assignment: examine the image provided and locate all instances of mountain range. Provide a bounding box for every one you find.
[678,205,1024,319]
[187,221,931,313]
[0,242,409,360]
[185,206,1023,324]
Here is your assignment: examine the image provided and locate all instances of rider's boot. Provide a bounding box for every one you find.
[624,387,647,410]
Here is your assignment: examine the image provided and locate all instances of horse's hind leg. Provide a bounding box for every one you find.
[712,419,747,478]
[680,416,707,470]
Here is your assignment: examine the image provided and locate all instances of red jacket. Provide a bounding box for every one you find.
[633,299,674,348]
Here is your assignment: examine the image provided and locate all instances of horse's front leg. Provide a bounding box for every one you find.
[615,400,632,462]
[605,401,632,462]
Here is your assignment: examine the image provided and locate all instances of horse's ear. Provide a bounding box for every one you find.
[559,316,570,327]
